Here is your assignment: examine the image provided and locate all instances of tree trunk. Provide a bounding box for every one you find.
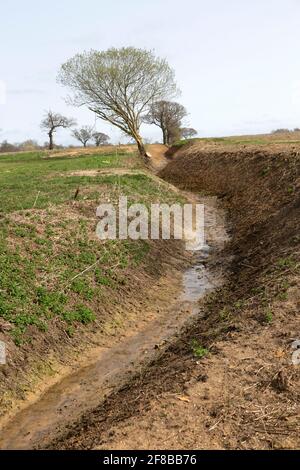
[165,128,170,146]
[83,142,87,147]
[49,131,54,150]
[162,127,167,145]
[131,128,149,165]
[136,137,149,164]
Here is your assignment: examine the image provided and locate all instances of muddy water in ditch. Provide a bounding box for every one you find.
[0,196,228,450]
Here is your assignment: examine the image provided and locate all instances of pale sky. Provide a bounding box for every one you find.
[1,0,300,145]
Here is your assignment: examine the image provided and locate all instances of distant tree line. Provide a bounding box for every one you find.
[0,112,111,153]
[0,136,111,153]
[0,139,49,153]
[272,128,300,134]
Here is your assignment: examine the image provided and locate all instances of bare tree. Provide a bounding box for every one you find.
[180,127,197,139]
[58,47,178,161]
[93,132,110,146]
[72,125,94,147]
[143,101,187,145]
[41,111,76,150]
[168,125,183,145]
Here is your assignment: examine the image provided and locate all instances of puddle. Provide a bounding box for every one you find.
[180,244,211,301]
[181,197,227,302]
[0,196,228,450]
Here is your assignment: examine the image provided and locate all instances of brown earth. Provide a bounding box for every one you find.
[65,169,143,177]
[47,141,300,450]
[145,144,169,172]
[46,145,137,159]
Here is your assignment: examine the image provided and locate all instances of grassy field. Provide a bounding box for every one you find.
[0,149,183,346]
[0,149,141,212]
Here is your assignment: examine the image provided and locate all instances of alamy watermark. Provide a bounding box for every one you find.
[96,197,205,251]
[0,341,6,365]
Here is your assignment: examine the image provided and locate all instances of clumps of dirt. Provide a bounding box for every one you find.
[51,143,300,450]
[159,144,300,448]
[145,144,169,173]
[65,169,143,178]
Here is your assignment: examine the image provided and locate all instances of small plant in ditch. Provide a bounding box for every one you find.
[191,339,209,359]
[264,309,273,324]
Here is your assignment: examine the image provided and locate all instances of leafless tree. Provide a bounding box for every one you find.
[41,111,76,150]
[143,101,187,145]
[93,132,110,146]
[180,127,197,139]
[58,47,179,162]
[72,125,94,147]
[168,125,183,144]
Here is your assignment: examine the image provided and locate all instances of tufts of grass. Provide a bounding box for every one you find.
[191,339,209,359]
[264,309,273,324]
[61,305,96,325]
[276,257,296,269]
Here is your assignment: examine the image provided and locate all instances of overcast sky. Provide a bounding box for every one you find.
[1,0,300,145]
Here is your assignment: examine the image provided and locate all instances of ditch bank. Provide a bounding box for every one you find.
[0,166,228,448]
[46,143,300,450]
[0,170,191,442]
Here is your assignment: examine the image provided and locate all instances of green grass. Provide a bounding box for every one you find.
[0,150,141,213]
[191,339,209,359]
[264,309,273,324]
[0,150,183,345]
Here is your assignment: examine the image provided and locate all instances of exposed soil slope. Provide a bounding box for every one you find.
[50,142,300,450]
